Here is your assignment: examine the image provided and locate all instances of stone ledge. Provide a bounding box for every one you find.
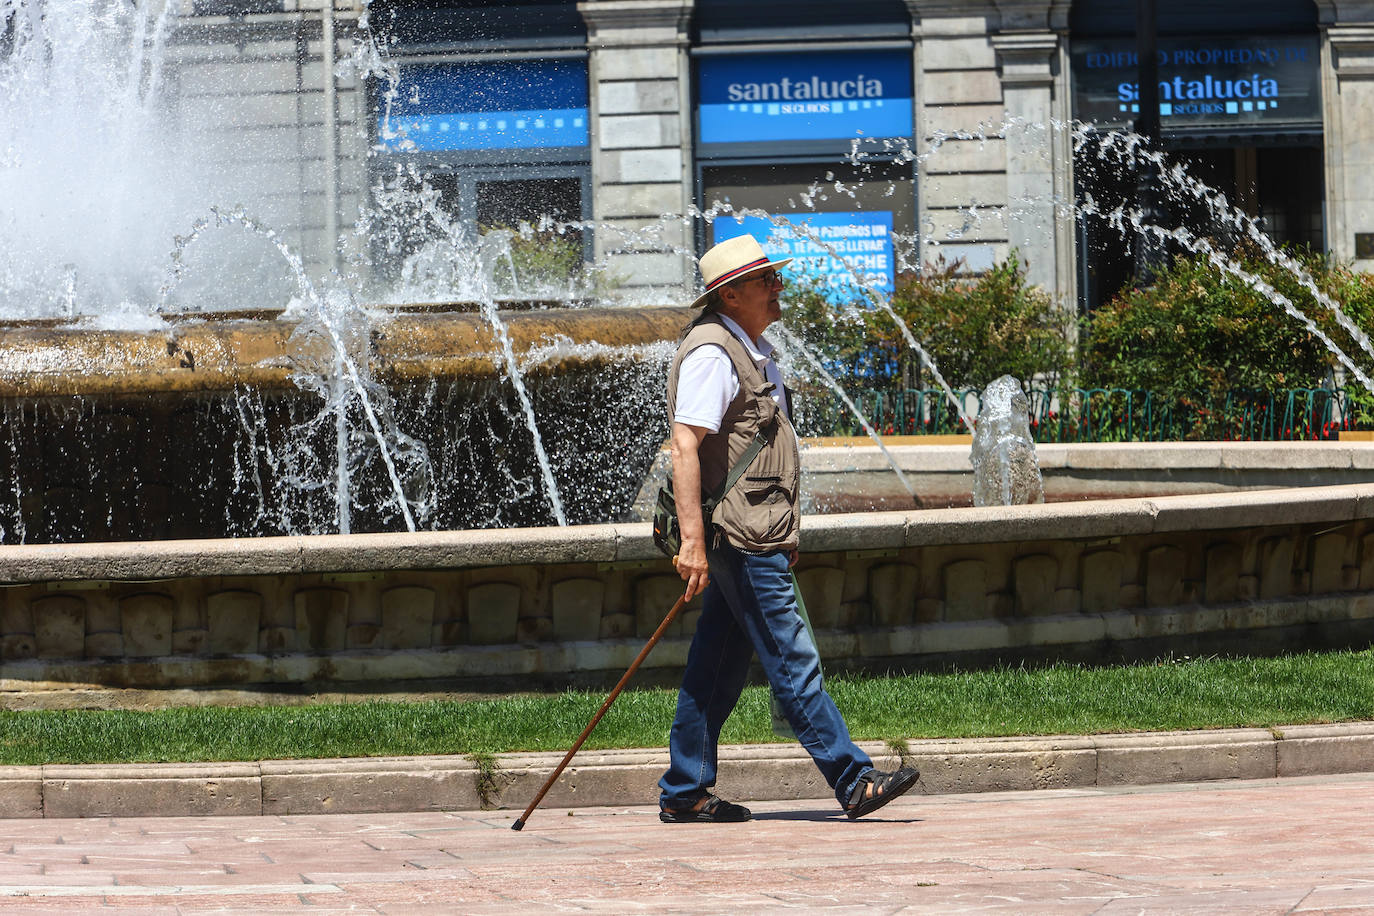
[904,498,1160,546]
[1276,722,1374,777]
[1093,728,1279,786]
[41,762,262,819]
[814,441,1374,475]
[7,479,1374,586]
[0,767,43,819]
[261,755,482,815]
[1147,486,1365,533]
[5,723,1374,819]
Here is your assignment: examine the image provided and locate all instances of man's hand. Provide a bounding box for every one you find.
[676,537,710,601]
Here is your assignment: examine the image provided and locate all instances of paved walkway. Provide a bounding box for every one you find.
[1,772,1372,913]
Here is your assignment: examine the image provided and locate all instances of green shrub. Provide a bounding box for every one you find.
[777,274,871,382]
[781,252,1075,393]
[1322,265,1374,427]
[486,224,623,299]
[507,226,585,289]
[1084,248,1374,401]
[884,254,1074,391]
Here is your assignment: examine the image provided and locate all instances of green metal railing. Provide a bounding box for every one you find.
[794,386,1366,443]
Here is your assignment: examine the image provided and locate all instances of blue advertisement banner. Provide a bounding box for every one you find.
[697,52,913,144]
[1071,35,1321,129]
[712,211,896,298]
[379,59,589,151]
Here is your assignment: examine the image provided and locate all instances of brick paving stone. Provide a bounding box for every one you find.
[0,774,1371,911]
[1296,885,1374,912]
[1097,889,1313,912]
[6,870,120,885]
[0,900,143,914]
[112,891,322,906]
[7,845,88,862]
[108,870,237,886]
[392,853,463,870]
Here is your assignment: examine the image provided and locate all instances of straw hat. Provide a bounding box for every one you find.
[690,235,792,310]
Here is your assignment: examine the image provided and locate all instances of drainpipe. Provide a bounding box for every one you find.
[321,0,340,273]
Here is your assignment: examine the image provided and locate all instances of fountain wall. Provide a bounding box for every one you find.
[0,307,683,542]
[795,440,1374,510]
[4,448,1374,707]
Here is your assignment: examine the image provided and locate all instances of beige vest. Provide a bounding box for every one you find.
[665,316,801,553]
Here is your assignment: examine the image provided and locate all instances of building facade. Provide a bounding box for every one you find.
[165,0,1374,311]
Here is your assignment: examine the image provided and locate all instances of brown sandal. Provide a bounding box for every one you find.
[659,794,752,823]
[845,767,919,819]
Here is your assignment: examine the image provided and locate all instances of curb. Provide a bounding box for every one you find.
[4,723,1374,819]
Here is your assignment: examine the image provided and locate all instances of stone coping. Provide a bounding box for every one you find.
[801,438,1374,473]
[3,722,1373,819]
[0,306,690,397]
[5,481,1374,584]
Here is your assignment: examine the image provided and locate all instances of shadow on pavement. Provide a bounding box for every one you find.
[751,809,925,824]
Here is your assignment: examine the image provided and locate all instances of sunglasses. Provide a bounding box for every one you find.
[738,269,781,287]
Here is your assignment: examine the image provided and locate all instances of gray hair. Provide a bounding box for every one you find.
[699,287,728,314]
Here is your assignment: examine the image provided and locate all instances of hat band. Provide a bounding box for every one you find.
[703,256,772,293]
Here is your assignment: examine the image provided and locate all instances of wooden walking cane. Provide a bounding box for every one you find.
[512,576,691,831]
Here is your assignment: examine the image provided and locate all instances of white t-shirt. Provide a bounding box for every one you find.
[673,314,789,433]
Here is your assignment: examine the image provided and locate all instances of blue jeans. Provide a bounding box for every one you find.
[658,543,873,809]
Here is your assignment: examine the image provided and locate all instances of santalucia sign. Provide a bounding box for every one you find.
[723,74,886,103]
[697,50,913,145]
[1117,74,1280,109]
[1071,34,1321,130]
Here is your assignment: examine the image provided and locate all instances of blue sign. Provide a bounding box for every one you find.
[379,60,589,151]
[697,52,913,144]
[1071,35,1321,128]
[712,211,896,298]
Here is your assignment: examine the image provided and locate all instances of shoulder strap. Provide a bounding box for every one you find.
[701,426,770,516]
[681,315,779,514]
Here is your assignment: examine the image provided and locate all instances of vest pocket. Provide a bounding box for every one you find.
[738,478,795,545]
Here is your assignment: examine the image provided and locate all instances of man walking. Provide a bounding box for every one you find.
[658,235,919,823]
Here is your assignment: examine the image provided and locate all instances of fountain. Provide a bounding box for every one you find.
[0,0,690,542]
[3,1,1374,708]
[970,376,1045,508]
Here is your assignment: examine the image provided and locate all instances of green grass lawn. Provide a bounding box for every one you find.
[3,649,1373,766]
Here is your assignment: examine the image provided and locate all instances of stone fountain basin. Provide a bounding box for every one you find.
[0,305,689,540]
[631,439,1374,517]
[798,439,1374,511]
[1,440,1372,708]
[0,305,688,397]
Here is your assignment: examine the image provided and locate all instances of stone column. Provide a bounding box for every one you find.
[990,28,1068,300]
[907,1,1009,275]
[1318,1,1374,270]
[333,1,369,274]
[905,1,1073,304]
[166,0,365,288]
[578,0,695,302]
